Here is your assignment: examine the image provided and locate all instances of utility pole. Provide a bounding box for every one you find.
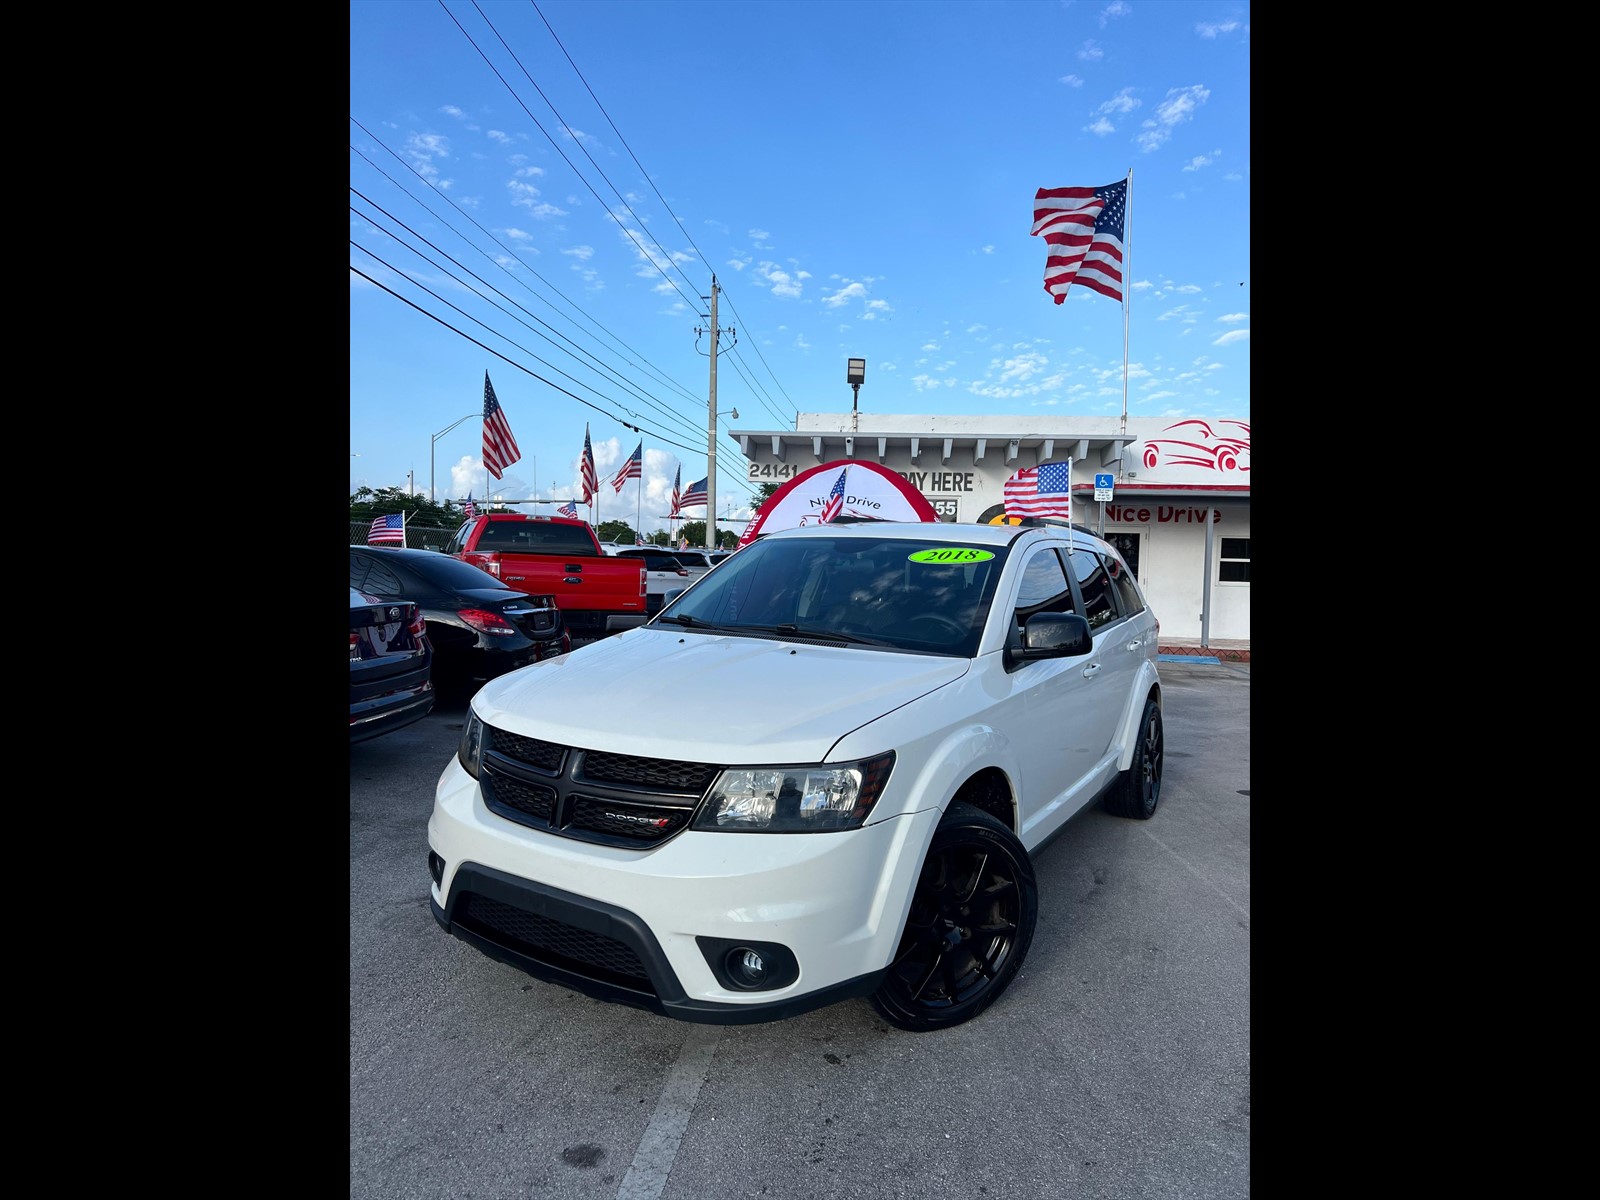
[697,276,735,551]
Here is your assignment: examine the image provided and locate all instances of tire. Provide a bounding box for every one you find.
[1104,694,1163,819]
[870,801,1038,1032]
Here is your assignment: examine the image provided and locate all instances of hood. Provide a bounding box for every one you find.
[473,625,968,763]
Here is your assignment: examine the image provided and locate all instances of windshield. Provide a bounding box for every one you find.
[655,533,1009,656]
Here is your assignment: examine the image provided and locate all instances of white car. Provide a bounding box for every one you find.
[428,520,1162,1030]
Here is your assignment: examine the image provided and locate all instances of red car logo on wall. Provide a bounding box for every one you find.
[1140,419,1250,473]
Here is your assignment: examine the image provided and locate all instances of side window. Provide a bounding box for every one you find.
[1012,547,1076,637]
[1067,548,1119,631]
[444,522,472,555]
[1220,537,1250,583]
[349,551,371,590]
[361,559,405,598]
[1104,552,1144,617]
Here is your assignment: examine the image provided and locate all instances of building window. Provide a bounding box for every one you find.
[1220,537,1250,583]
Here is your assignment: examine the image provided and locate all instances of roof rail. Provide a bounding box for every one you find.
[1015,516,1101,537]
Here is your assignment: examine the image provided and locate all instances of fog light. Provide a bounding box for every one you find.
[730,948,766,985]
[696,936,799,992]
[427,851,445,886]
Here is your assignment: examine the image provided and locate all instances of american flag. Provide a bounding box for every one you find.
[678,476,707,508]
[1030,179,1127,304]
[1003,461,1073,520]
[556,500,578,518]
[460,492,478,518]
[579,423,597,504]
[368,514,406,545]
[669,465,682,517]
[612,440,642,492]
[635,531,644,545]
[482,372,522,479]
[820,468,848,523]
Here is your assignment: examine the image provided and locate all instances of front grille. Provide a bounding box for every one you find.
[489,728,565,772]
[580,750,720,793]
[455,892,653,993]
[479,721,724,850]
[491,774,557,822]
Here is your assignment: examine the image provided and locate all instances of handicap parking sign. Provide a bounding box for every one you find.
[1094,473,1114,502]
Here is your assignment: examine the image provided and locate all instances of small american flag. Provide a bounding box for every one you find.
[1031,179,1127,304]
[612,441,642,492]
[635,531,644,545]
[1003,462,1073,520]
[556,500,578,518]
[679,477,707,508]
[669,465,682,517]
[579,424,597,504]
[368,514,406,545]
[482,372,522,479]
[820,468,848,523]
[461,492,478,518]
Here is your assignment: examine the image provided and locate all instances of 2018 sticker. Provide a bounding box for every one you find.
[908,548,995,563]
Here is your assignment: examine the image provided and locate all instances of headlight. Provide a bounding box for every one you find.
[458,711,484,779]
[693,752,895,833]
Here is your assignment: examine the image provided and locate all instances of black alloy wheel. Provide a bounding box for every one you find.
[1104,695,1163,820]
[870,801,1038,1032]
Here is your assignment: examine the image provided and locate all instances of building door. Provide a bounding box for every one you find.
[1103,530,1141,580]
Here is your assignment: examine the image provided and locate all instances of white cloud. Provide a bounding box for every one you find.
[1196,19,1243,38]
[981,244,995,254]
[1099,1,1130,26]
[508,178,568,217]
[1085,118,1117,137]
[1136,85,1210,152]
[1216,312,1247,324]
[1078,40,1104,60]
[1098,88,1141,115]
[1212,329,1249,346]
[822,281,868,308]
[1181,155,1213,171]
[563,245,594,261]
[1059,74,1085,87]
[513,166,545,178]
[757,260,803,298]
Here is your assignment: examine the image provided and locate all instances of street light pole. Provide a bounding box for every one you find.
[430,412,478,502]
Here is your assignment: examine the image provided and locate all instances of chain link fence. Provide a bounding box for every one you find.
[349,521,459,552]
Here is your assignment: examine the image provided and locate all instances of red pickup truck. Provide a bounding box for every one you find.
[445,513,649,644]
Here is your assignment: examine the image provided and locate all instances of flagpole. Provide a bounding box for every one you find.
[1121,168,1132,449]
[636,445,643,541]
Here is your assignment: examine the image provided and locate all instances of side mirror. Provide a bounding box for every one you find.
[1005,612,1092,668]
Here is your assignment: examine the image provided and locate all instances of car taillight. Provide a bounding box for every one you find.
[458,608,518,636]
[675,567,688,576]
[639,567,647,597]
[406,604,426,638]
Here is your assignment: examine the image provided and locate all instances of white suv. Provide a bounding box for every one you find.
[428,520,1162,1030]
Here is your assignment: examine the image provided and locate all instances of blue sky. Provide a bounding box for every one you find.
[350,0,1250,533]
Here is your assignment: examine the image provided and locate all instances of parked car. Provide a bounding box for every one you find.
[608,547,697,611]
[428,519,1163,1030]
[350,546,570,699]
[669,550,718,573]
[349,586,434,743]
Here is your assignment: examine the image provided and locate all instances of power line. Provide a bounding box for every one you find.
[350,260,703,456]
[351,190,706,443]
[349,116,705,411]
[440,0,705,315]
[530,0,800,427]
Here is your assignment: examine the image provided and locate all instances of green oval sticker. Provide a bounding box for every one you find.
[908,548,995,564]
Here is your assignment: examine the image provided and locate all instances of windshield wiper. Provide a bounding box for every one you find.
[767,624,890,646]
[663,613,730,631]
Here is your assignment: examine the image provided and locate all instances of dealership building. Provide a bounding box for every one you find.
[729,411,1250,647]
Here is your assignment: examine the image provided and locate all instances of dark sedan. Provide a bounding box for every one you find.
[349,587,434,743]
[350,546,570,700]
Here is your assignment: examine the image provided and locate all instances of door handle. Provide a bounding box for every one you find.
[1126,639,1142,651]
[1081,663,1101,679]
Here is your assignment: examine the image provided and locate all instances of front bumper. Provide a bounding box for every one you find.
[428,756,940,1022]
